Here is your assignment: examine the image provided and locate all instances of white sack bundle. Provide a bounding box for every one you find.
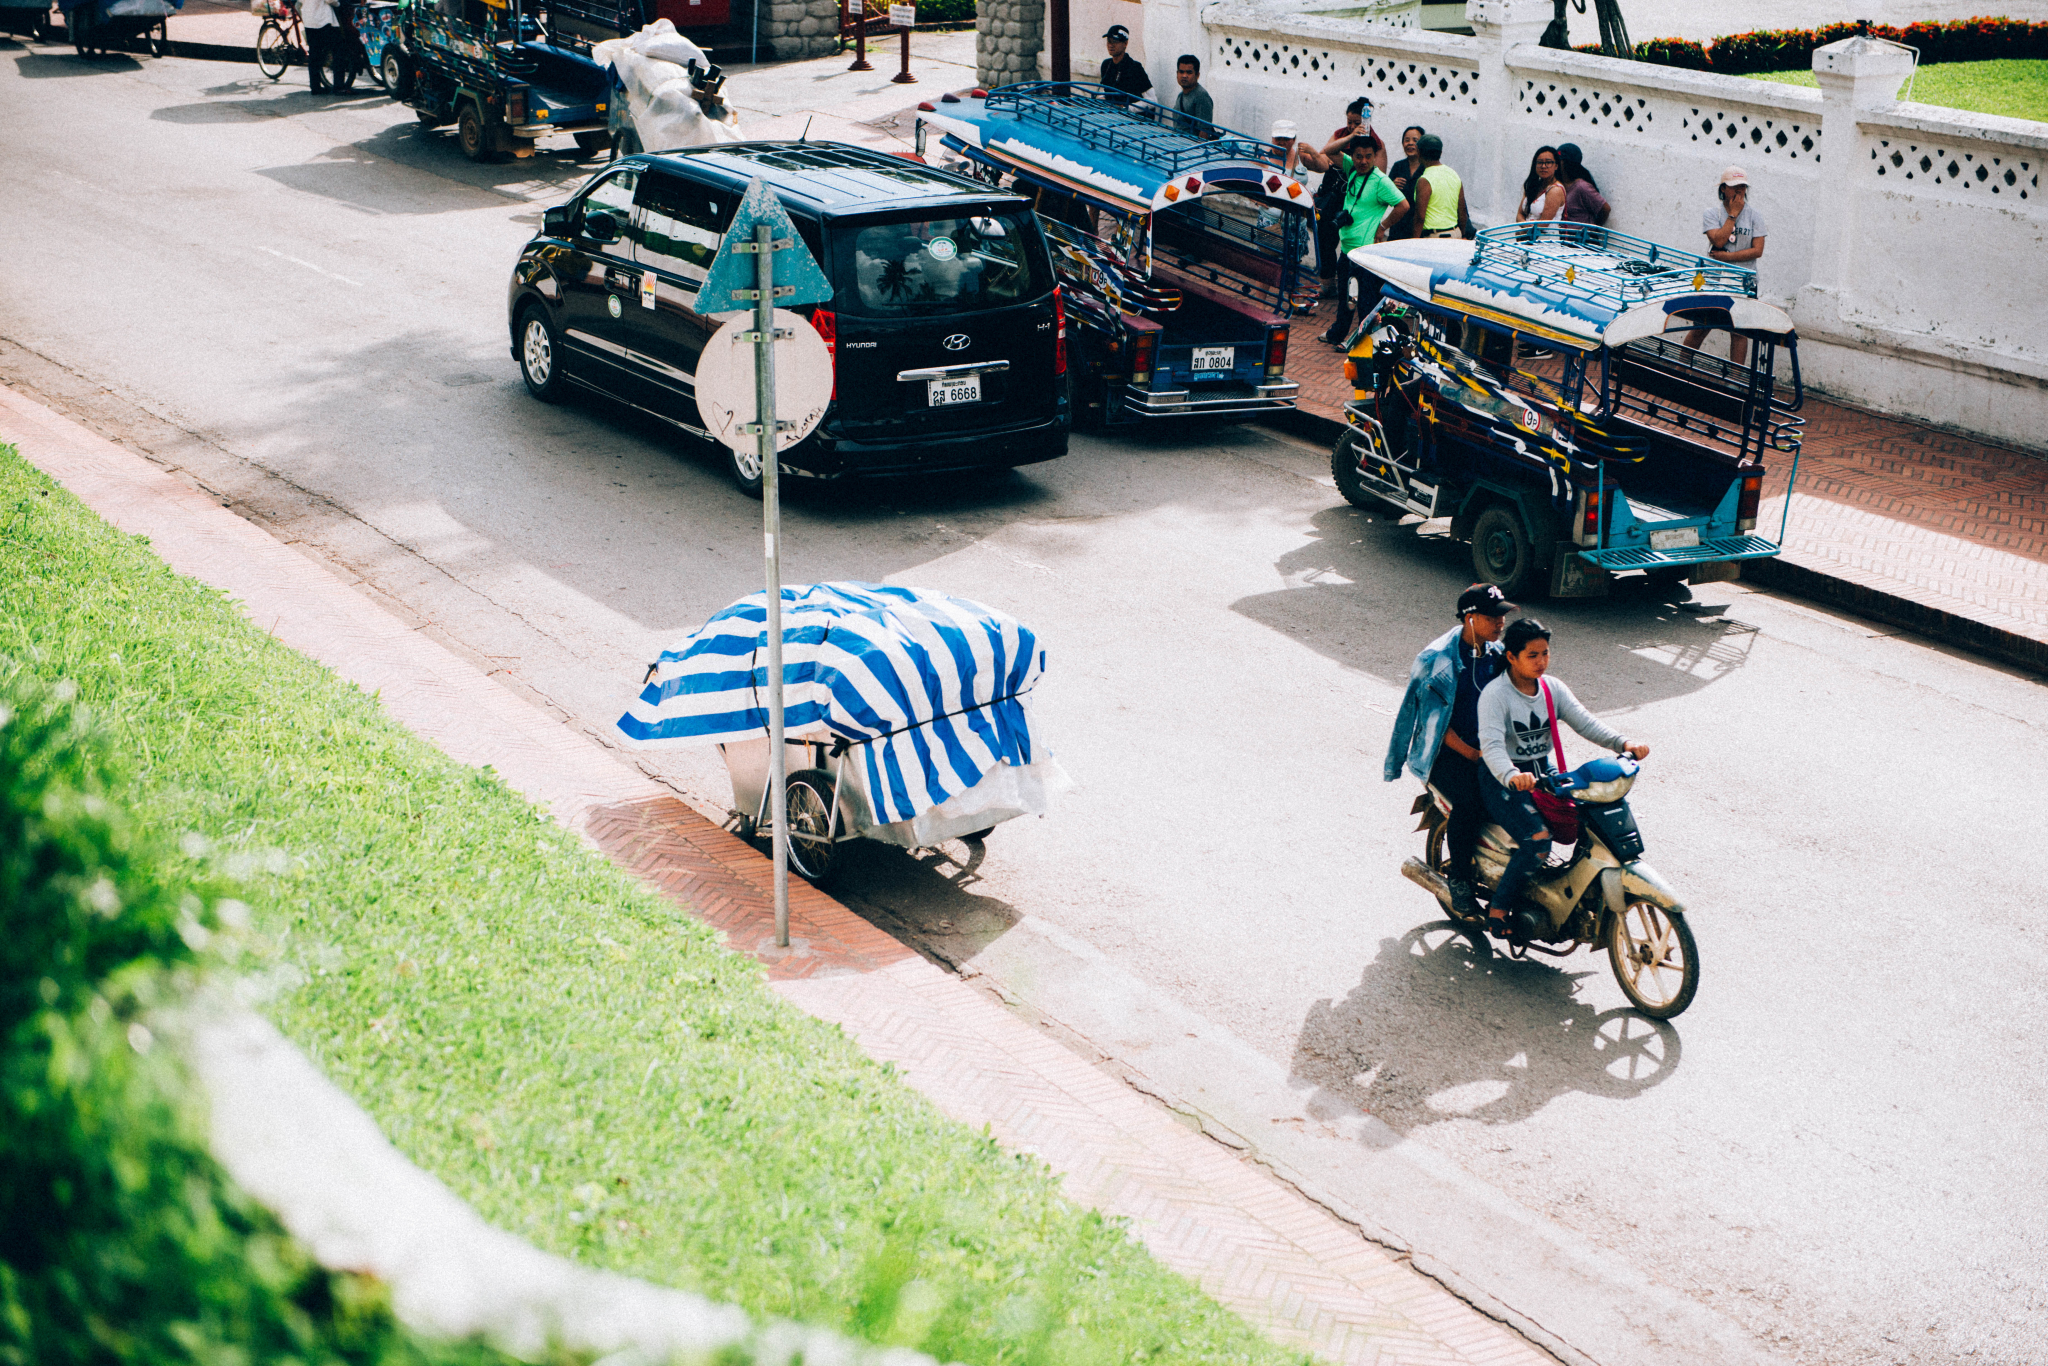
[594,19,743,151]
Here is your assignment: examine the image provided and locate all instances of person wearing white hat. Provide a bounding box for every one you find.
[1683,165,1769,363]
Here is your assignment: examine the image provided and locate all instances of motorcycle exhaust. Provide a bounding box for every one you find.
[1400,856,1452,913]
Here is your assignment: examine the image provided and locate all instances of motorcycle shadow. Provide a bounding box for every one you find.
[1291,922,1681,1133]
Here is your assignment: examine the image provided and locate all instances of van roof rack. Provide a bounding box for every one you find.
[1470,223,1758,311]
[981,82,1284,178]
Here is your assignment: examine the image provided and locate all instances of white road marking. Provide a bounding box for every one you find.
[258,246,363,287]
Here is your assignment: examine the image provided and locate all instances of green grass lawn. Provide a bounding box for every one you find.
[0,444,1304,1366]
[1748,58,2048,122]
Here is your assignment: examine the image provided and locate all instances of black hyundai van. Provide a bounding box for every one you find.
[507,141,1069,493]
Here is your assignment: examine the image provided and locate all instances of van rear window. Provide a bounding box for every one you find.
[829,210,1050,317]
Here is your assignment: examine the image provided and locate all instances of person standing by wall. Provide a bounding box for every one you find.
[1516,146,1566,223]
[1099,26,1152,103]
[1411,134,1471,239]
[1683,166,1768,363]
[1172,54,1212,134]
[1312,97,1371,297]
[1556,143,1610,225]
[1319,129,1408,344]
[1385,125,1426,241]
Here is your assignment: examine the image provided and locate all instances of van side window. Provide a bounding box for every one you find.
[579,169,639,249]
[635,174,733,281]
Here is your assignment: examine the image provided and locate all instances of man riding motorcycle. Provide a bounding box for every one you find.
[1384,584,1514,919]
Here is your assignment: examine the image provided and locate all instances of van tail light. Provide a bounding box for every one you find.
[1131,328,1157,386]
[1581,488,1601,542]
[808,307,837,400]
[1053,286,1067,376]
[1265,324,1289,379]
[1737,474,1761,531]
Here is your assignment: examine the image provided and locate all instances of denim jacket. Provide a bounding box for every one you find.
[1384,626,1497,782]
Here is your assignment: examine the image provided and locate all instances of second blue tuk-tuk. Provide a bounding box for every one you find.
[1334,223,1805,598]
[916,82,1308,427]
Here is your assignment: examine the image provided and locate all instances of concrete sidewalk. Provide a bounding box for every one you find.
[0,382,1558,1366]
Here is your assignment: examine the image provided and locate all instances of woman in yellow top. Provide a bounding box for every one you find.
[1410,134,1472,239]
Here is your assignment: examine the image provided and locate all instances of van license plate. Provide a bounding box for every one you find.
[928,375,981,406]
[1192,346,1234,374]
[1650,527,1701,550]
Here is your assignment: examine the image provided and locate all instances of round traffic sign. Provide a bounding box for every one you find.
[694,310,834,456]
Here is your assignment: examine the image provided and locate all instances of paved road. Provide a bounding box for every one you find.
[6,46,2046,1366]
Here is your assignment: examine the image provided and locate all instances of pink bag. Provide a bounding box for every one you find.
[1529,679,1580,845]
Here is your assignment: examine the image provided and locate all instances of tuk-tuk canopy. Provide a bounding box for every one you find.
[1352,224,1796,351]
[921,82,1312,218]
[617,582,1046,827]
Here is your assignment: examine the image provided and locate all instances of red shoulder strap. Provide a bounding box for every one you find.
[1540,678,1566,772]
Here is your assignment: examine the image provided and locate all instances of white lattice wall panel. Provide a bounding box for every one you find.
[1516,79,1656,134]
[1870,139,2036,200]
[1680,108,1819,162]
[1216,38,1476,104]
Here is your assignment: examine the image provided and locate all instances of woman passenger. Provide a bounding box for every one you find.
[1477,619,1649,938]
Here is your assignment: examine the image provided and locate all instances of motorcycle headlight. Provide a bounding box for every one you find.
[1575,774,1636,804]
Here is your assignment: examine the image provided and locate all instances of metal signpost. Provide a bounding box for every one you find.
[693,179,834,946]
[889,2,915,82]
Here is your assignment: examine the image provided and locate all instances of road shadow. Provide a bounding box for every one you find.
[819,835,1027,968]
[153,90,393,122]
[14,50,142,75]
[1231,502,1760,707]
[1291,922,1682,1133]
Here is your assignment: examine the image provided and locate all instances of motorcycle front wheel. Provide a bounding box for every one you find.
[1606,901,1698,1019]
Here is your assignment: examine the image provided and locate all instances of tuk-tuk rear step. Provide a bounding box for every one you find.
[1581,535,1780,569]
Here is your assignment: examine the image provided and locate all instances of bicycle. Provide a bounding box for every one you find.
[255,0,357,90]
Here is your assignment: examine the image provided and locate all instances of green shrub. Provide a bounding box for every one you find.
[0,664,515,1366]
[1615,17,2048,74]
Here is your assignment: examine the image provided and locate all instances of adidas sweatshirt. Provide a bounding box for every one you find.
[1477,673,1629,788]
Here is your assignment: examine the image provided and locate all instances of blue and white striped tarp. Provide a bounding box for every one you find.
[617,582,1046,828]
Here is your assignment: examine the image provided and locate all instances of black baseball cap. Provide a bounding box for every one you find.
[1457,583,1517,617]
[1103,24,1130,40]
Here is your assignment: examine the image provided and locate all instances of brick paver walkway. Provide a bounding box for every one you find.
[0,384,1556,1366]
[1282,293,2048,663]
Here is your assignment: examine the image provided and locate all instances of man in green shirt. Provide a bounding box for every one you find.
[1319,130,1409,344]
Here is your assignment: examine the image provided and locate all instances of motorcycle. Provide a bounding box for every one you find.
[1403,754,1700,1018]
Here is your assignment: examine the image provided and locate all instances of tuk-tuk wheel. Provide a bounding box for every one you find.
[381,50,414,99]
[1471,504,1540,600]
[575,130,610,155]
[458,103,501,163]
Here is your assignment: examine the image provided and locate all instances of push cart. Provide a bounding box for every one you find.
[618,581,1067,886]
[60,0,180,56]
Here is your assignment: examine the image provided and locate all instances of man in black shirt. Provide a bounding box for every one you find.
[1435,585,1513,917]
[1099,25,1151,103]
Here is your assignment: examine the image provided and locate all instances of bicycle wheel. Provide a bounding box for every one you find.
[256,19,293,79]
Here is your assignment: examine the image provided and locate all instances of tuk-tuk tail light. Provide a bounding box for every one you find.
[1265,325,1288,379]
[1162,184,1180,202]
[1737,474,1761,531]
[1582,487,1601,542]
[507,87,528,125]
[1131,328,1158,386]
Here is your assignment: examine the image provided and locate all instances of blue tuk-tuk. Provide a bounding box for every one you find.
[1334,224,1805,598]
[916,82,1307,427]
[59,0,179,55]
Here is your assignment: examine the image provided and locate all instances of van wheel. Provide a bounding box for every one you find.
[727,441,765,499]
[517,306,567,402]
[1471,504,1540,599]
[458,102,500,163]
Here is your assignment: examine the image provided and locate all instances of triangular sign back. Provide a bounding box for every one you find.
[696,177,835,316]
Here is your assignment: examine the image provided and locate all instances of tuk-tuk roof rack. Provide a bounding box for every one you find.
[982,82,1285,179]
[1471,223,1759,311]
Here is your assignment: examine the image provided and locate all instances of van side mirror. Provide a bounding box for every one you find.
[542,204,574,236]
[583,210,620,244]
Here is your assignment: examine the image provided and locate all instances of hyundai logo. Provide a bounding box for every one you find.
[942,333,972,351]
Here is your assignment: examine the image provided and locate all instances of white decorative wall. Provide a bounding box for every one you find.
[1152,0,2048,446]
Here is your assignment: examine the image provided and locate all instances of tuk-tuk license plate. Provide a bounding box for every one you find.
[1651,527,1702,550]
[1191,346,1234,376]
[928,375,981,406]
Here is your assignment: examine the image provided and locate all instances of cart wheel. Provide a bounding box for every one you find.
[458,101,500,163]
[145,17,166,56]
[574,129,610,154]
[784,768,846,887]
[255,18,292,79]
[381,48,414,99]
[70,5,93,55]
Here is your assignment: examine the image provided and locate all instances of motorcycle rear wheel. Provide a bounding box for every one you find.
[1606,901,1697,1019]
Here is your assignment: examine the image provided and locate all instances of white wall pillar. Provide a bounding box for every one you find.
[1461,0,1550,225]
[1795,35,1914,334]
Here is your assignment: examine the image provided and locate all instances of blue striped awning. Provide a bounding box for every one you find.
[617,582,1046,827]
